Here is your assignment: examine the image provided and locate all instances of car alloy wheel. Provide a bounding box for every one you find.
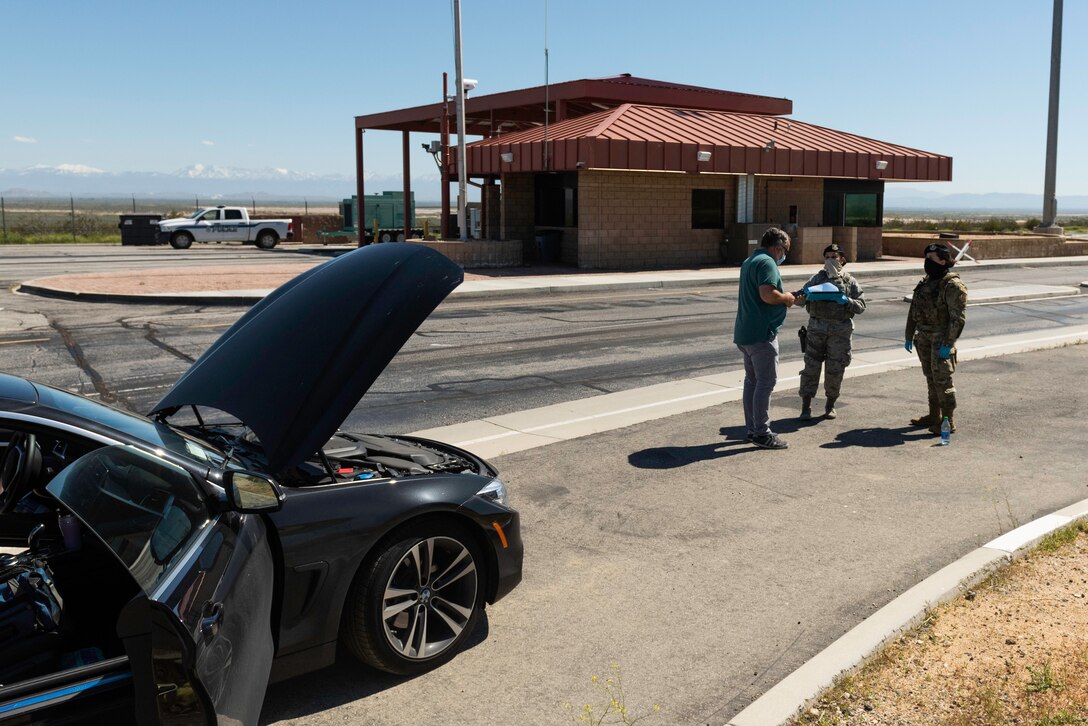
[342,522,484,675]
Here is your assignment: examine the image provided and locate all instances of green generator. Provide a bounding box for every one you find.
[341,191,422,243]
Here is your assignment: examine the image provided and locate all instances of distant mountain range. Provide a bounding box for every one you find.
[884,189,1088,214]
[3,164,1085,215]
[0,164,441,201]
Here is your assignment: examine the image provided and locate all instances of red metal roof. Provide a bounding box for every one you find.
[355,74,791,135]
[463,104,951,181]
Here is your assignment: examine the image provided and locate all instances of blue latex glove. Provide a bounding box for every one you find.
[938,344,953,360]
[904,340,913,353]
[835,293,849,305]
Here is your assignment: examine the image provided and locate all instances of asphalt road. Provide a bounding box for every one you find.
[3,248,1088,434]
[2,247,1088,724]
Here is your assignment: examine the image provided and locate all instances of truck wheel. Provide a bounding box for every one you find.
[379,231,393,243]
[396,232,406,242]
[170,232,193,249]
[255,230,279,249]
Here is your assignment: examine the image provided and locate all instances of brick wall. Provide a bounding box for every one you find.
[757,177,824,227]
[411,239,522,268]
[856,227,883,260]
[500,173,534,258]
[577,170,736,269]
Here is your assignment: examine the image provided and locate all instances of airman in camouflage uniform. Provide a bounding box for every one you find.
[799,244,866,420]
[904,243,968,434]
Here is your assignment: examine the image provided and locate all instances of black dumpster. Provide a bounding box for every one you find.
[118,213,164,245]
[535,230,562,264]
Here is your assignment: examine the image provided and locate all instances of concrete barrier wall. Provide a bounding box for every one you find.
[412,239,523,268]
[792,226,833,264]
[857,227,883,260]
[882,234,1088,260]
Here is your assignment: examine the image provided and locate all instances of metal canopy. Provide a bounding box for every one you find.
[354,74,793,135]
[464,104,952,181]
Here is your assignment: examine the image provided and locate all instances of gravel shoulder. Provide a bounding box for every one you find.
[792,525,1088,725]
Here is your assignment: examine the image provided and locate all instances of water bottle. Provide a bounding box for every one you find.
[940,416,951,446]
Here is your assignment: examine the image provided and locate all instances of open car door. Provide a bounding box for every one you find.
[47,445,275,726]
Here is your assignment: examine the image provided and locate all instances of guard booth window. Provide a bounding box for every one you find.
[535,173,578,227]
[823,179,885,227]
[691,189,725,229]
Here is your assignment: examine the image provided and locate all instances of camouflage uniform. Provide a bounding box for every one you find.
[905,270,968,429]
[799,269,866,401]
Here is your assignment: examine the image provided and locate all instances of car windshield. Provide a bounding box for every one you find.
[47,445,210,594]
[187,209,207,219]
[33,382,226,468]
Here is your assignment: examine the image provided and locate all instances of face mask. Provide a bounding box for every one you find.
[924,258,948,279]
[776,251,788,265]
[824,258,842,276]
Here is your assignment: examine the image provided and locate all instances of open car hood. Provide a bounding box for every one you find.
[150,243,462,474]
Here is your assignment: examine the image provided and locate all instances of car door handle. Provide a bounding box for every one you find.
[200,601,223,640]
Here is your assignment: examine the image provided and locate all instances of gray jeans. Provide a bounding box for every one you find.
[737,337,779,436]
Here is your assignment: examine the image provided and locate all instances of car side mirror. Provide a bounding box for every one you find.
[224,470,284,513]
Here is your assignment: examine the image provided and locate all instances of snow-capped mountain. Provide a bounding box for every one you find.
[0,164,440,200]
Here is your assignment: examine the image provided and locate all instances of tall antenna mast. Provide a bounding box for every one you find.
[543,0,550,171]
[453,0,468,240]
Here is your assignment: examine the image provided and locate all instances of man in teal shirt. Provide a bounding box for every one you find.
[733,228,802,449]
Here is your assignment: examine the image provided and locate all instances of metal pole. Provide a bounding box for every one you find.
[252,198,256,216]
[1038,0,1063,231]
[355,126,366,247]
[402,130,411,241]
[70,196,76,241]
[1,197,6,243]
[441,72,451,239]
[132,195,136,213]
[543,0,549,171]
[453,0,468,241]
[305,198,308,214]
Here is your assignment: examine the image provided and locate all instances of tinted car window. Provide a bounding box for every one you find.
[224,209,243,220]
[47,445,210,593]
[33,383,225,467]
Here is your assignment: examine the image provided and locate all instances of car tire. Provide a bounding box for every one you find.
[170,232,193,249]
[342,521,485,675]
[255,230,279,249]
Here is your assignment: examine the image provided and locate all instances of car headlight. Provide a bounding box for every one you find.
[475,478,509,508]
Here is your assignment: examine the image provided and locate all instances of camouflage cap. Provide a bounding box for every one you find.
[924,243,952,261]
[823,243,843,256]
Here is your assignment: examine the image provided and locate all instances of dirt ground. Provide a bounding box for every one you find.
[791,525,1088,725]
[24,259,701,295]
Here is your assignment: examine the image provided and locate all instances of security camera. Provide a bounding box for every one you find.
[462,78,478,92]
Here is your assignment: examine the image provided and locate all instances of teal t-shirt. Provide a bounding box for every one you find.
[733,248,786,345]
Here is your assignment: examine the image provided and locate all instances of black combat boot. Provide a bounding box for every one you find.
[824,396,838,419]
[800,396,812,420]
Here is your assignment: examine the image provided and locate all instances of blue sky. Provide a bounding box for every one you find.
[2,0,1085,195]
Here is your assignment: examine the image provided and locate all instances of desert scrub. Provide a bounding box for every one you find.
[562,663,663,725]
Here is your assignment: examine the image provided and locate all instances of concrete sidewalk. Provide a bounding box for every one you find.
[14,250,1088,304]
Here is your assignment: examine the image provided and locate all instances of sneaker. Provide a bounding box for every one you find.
[750,433,788,450]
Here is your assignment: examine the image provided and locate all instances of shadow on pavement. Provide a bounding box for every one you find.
[820,425,932,449]
[628,421,823,469]
[259,612,490,724]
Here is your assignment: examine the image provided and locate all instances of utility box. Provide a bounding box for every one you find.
[118,213,163,245]
[342,191,416,231]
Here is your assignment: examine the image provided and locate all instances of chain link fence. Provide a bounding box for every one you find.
[0,197,341,244]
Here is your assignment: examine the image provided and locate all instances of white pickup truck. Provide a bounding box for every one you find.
[157,206,294,250]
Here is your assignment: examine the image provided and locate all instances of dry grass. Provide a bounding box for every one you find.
[790,523,1088,725]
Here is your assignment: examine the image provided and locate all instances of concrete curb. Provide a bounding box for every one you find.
[726,497,1088,726]
[14,255,1088,306]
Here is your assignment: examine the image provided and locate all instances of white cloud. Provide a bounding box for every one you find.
[201,140,215,146]
[14,135,37,144]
